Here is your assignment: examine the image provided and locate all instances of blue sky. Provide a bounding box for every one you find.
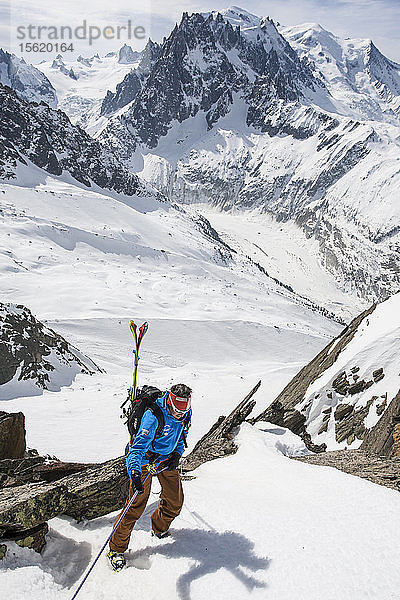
[1,0,400,63]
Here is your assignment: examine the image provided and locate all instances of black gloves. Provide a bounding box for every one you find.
[165,451,181,471]
[131,470,144,494]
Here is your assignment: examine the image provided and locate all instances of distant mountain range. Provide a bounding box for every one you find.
[1,6,399,305]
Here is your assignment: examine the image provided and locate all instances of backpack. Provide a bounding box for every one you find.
[124,385,165,442]
[122,385,191,452]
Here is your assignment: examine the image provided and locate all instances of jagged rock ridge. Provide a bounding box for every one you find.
[252,293,400,456]
[0,83,162,201]
[97,8,399,303]
[0,303,100,398]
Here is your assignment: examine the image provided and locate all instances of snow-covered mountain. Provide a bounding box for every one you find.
[0,83,160,200]
[37,48,141,132]
[0,49,57,108]
[100,39,161,117]
[280,22,400,124]
[254,292,400,452]
[91,7,399,305]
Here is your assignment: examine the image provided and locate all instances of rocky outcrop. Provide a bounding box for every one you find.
[182,381,261,472]
[294,449,400,492]
[249,399,327,453]
[100,11,323,157]
[0,456,128,554]
[101,40,161,116]
[0,49,57,107]
[252,295,400,453]
[251,303,376,427]
[0,479,70,532]
[118,44,141,64]
[0,455,96,487]
[0,303,100,395]
[361,390,400,456]
[0,412,26,459]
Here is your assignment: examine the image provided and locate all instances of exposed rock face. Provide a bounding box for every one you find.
[51,55,78,80]
[118,44,141,64]
[0,302,100,396]
[101,40,161,116]
[0,455,96,487]
[0,83,162,201]
[0,412,26,459]
[63,456,128,521]
[361,390,400,456]
[253,294,400,454]
[249,399,326,453]
[294,449,400,492]
[3,522,48,554]
[100,11,323,157]
[252,303,376,429]
[0,457,127,535]
[97,8,399,304]
[0,480,70,533]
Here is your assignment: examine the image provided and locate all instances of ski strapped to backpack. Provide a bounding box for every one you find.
[120,320,148,443]
[120,320,191,452]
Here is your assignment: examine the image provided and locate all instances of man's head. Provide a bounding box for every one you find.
[167,383,192,419]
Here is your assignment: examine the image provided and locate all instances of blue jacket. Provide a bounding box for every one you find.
[126,391,191,476]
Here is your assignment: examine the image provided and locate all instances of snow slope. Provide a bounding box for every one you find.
[1,169,399,600]
[2,421,400,600]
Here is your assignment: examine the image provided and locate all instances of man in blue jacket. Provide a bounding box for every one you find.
[107,383,192,571]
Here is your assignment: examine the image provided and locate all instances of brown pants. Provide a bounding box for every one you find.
[109,467,184,553]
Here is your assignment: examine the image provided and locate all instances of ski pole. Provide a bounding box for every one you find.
[70,465,164,600]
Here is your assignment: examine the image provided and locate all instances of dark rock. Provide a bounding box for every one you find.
[393,423,400,457]
[334,404,353,421]
[0,412,26,459]
[5,522,48,553]
[361,390,400,456]
[0,455,96,488]
[0,83,162,201]
[373,368,384,380]
[318,421,329,435]
[0,480,69,533]
[0,48,57,107]
[0,302,100,393]
[0,456,129,541]
[63,457,129,521]
[252,303,375,417]
[335,400,373,444]
[294,448,400,492]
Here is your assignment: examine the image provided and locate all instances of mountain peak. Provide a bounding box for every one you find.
[118,44,140,64]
